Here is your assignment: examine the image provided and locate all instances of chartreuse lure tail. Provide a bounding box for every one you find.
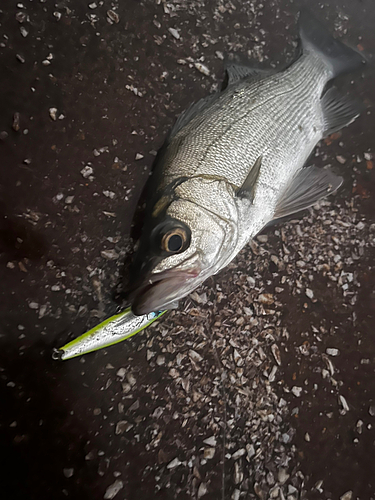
[53,308,166,361]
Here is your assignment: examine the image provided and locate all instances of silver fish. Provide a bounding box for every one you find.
[130,11,366,315]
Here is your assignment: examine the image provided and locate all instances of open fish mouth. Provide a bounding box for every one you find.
[131,267,201,315]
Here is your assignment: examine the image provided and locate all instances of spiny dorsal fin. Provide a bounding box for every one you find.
[236,156,262,202]
[273,166,343,220]
[226,63,272,86]
[167,92,219,141]
[168,62,273,140]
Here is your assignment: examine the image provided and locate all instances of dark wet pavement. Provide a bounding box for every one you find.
[1,1,375,499]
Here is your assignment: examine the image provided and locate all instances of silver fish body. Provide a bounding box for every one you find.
[130,11,366,315]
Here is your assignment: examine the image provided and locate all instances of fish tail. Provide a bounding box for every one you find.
[299,9,366,79]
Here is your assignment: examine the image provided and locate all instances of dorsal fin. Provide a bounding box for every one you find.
[167,62,273,140]
[167,93,219,141]
[225,63,272,86]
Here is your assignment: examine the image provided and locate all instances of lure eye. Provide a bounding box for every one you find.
[161,228,187,253]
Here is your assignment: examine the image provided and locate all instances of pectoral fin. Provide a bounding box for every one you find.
[273,166,343,220]
[236,156,262,202]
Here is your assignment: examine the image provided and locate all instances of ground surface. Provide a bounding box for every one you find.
[0,1,374,499]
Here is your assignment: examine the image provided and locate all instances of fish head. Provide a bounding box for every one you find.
[130,189,234,315]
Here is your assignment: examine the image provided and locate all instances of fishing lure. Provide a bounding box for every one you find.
[53,308,166,361]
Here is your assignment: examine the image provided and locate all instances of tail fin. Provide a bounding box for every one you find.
[299,9,366,78]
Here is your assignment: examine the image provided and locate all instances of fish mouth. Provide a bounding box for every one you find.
[131,267,200,315]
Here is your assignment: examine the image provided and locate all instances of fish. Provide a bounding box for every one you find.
[53,309,166,360]
[129,10,366,315]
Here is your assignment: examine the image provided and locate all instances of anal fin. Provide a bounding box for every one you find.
[273,166,343,220]
[322,86,364,137]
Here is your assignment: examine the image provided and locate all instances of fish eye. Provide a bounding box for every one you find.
[161,228,187,253]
